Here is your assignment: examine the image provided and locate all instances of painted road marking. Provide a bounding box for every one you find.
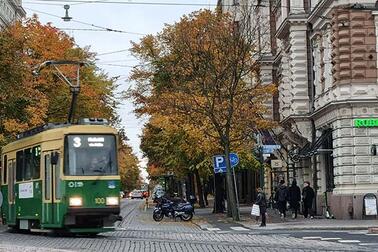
[207,228,221,231]
[302,237,322,240]
[230,227,249,231]
[366,233,378,236]
[348,231,367,235]
[359,243,378,246]
[320,238,341,241]
[217,231,231,234]
[338,240,360,243]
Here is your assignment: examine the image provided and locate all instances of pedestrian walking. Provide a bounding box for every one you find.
[275,180,289,220]
[203,183,209,206]
[302,181,315,219]
[255,188,267,227]
[288,179,301,219]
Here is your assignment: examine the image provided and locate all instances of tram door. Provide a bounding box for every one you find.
[43,151,61,226]
[7,160,16,225]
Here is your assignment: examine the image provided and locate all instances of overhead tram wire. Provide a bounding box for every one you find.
[24,0,346,11]
[97,49,132,56]
[26,0,229,7]
[24,1,357,23]
[24,7,147,36]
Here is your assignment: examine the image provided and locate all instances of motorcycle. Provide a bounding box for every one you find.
[153,196,194,222]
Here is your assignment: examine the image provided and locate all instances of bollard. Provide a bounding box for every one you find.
[144,197,149,212]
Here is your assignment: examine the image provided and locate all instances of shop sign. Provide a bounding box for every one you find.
[271,159,282,168]
[354,118,378,128]
[262,145,281,154]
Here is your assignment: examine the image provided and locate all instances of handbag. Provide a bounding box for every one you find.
[251,204,260,216]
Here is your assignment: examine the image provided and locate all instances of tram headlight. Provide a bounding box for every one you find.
[69,197,83,207]
[106,197,119,206]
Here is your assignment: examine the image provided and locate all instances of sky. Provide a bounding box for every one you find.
[22,0,217,180]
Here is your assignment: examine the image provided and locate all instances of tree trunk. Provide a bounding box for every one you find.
[224,142,240,221]
[213,173,225,213]
[195,169,205,208]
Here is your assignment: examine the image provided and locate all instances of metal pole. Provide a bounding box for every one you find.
[231,165,240,219]
[259,146,265,188]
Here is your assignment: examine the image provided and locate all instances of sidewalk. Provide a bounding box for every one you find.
[193,205,378,231]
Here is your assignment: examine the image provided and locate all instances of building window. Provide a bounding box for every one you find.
[323,129,335,191]
[3,155,7,184]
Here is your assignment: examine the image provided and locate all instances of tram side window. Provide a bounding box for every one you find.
[3,155,7,184]
[24,146,41,180]
[16,146,41,181]
[16,151,24,181]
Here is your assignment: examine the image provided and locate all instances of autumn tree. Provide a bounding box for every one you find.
[140,115,215,207]
[119,142,142,192]
[129,9,275,220]
[0,17,140,189]
[0,17,117,143]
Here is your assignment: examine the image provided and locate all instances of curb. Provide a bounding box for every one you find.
[245,226,368,231]
[239,223,370,231]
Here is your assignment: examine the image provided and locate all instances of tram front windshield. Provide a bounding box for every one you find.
[64,135,118,176]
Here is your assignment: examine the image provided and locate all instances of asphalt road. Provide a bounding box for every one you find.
[0,199,373,251]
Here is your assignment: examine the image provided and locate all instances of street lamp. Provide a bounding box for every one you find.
[62,5,72,22]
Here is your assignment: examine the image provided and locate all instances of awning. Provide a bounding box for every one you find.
[290,130,333,162]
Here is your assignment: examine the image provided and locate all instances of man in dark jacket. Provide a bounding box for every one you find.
[255,188,267,227]
[302,181,315,218]
[289,179,301,219]
[275,180,289,220]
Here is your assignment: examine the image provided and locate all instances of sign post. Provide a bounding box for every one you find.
[213,153,240,218]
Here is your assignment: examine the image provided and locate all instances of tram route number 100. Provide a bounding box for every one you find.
[95,198,106,204]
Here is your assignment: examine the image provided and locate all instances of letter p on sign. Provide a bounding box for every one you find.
[215,156,224,168]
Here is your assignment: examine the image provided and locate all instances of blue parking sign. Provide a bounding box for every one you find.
[213,153,239,174]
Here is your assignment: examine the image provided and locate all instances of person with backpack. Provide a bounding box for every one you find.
[275,180,289,220]
[288,179,301,219]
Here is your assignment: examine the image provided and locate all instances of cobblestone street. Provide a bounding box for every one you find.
[0,199,373,251]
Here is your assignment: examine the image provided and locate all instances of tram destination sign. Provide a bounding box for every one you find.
[354,118,378,128]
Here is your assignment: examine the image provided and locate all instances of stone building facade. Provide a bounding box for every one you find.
[0,0,25,28]
[220,0,378,219]
[272,0,378,219]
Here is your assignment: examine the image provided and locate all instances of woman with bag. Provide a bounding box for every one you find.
[254,188,267,227]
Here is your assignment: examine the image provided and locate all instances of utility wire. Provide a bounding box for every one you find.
[97,49,131,56]
[24,7,146,35]
[56,28,145,35]
[24,0,344,10]
[25,0,222,7]
[97,63,136,67]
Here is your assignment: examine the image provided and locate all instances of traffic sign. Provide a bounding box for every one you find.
[213,153,239,174]
[262,145,281,154]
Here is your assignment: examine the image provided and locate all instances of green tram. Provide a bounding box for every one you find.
[0,118,122,234]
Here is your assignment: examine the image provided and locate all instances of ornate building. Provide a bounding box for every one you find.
[0,0,26,28]
[272,0,378,219]
[220,0,378,219]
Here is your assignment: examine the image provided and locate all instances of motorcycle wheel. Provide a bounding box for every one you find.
[153,212,164,222]
[180,213,193,221]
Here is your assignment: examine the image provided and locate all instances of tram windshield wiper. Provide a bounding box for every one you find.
[92,168,106,173]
